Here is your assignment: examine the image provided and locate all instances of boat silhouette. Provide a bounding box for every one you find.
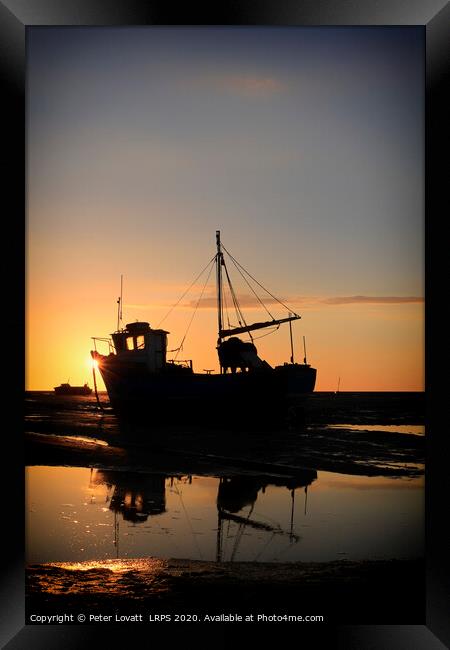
[91,231,316,421]
[54,382,92,396]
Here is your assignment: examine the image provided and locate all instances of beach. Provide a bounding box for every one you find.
[25,391,424,624]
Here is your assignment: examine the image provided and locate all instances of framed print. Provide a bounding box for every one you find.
[1,1,448,648]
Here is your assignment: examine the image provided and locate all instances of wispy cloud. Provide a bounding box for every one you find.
[217,74,286,97]
[183,294,424,310]
[321,296,424,305]
[183,73,286,98]
[126,294,424,313]
[125,304,158,310]
[184,293,283,310]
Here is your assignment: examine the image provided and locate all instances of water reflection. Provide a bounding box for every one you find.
[215,474,315,561]
[91,470,168,522]
[26,465,423,564]
[87,469,317,562]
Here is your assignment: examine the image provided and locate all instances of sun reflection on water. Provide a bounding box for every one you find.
[49,558,165,573]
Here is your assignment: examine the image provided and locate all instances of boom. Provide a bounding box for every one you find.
[219,314,301,339]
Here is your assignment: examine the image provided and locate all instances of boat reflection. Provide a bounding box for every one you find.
[90,470,168,522]
[216,473,315,561]
[89,468,317,562]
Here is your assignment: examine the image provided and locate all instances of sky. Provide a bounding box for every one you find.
[26,27,424,391]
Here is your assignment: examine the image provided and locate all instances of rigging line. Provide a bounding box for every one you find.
[223,517,232,558]
[218,514,232,563]
[253,532,277,562]
[156,254,216,328]
[252,325,280,341]
[223,261,244,325]
[172,482,204,560]
[225,250,275,320]
[276,536,302,560]
[222,260,253,343]
[221,244,300,316]
[222,279,232,328]
[174,258,215,360]
[230,503,254,562]
[230,522,245,562]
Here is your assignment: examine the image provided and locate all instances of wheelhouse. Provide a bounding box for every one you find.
[111,322,169,372]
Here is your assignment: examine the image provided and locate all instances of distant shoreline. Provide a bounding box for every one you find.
[26,389,426,394]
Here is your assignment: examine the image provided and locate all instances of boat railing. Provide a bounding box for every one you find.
[91,337,114,355]
[166,359,193,370]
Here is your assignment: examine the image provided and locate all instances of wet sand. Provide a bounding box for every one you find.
[26,557,424,623]
[25,392,424,478]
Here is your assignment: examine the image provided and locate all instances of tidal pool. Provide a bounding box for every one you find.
[26,465,424,564]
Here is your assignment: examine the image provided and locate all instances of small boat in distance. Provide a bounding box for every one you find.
[54,382,93,396]
[91,231,317,421]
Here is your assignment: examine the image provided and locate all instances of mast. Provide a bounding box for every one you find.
[303,336,307,365]
[215,231,301,343]
[216,231,224,369]
[216,485,224,562]
[289,312,295,363]
[116,274,123,332]
[289,488,295,542]
[114,510,119,558]
[120,275,123,323]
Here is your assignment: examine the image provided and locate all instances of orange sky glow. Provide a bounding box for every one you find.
[26,273,424,391]
[26,28,424,392]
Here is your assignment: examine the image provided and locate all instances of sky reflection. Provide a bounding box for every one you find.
[26,465,423,564]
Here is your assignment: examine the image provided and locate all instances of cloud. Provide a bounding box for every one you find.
[183,294,424,310]
[126,294,424,313]
[183,73,286,98]
[321,296,425,305]
[217,74,286,97]
[184,293,286,310]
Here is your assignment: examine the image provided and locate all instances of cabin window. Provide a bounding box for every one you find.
[126,336,134,351]
[136,335,145,349]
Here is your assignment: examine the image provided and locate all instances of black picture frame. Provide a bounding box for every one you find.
[2,1,448,647]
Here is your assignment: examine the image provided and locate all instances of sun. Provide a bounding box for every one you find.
[88,358,99,371]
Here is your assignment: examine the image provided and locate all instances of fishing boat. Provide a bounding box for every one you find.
[54,382,92,396]
[91,231,316,421]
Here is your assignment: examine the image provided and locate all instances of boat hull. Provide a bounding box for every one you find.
[94,353,316,422]
[54,386,92,396]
